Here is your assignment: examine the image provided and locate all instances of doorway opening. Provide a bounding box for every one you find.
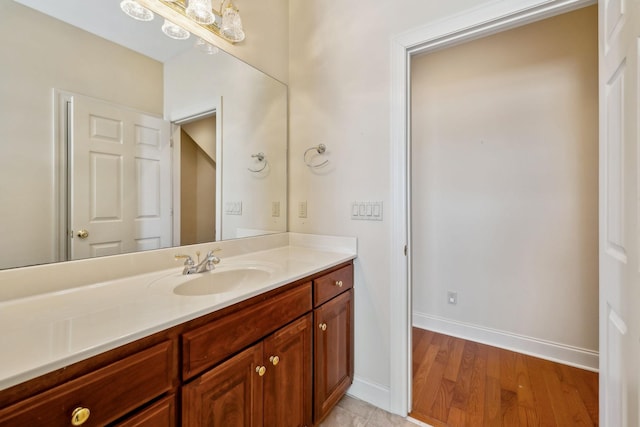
[388,0,598,417]
[172,112,219,245]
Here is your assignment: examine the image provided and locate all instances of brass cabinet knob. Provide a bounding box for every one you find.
[335,280,343,287]
[256,365,266,376]
[76,229,89,239]
[269,355,280,366]
[319,323,327,331]
[71,407,90,426]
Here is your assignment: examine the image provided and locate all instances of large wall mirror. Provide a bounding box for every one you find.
[0,0,287,270]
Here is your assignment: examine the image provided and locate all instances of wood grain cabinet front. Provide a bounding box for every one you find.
[114,394,176,427]
[182,314,313,427]
[0,341,174,427]
[312,264,354,424]
[182,282,312,380]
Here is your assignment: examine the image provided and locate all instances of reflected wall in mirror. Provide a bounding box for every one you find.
[0,0,287,270]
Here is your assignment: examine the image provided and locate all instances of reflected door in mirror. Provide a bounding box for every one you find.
[69,94,172,260]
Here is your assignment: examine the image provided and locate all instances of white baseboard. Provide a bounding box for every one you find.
[413,311,599,372]
[347,376,391,413]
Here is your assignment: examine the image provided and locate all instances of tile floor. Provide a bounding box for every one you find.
[320,395,428,427]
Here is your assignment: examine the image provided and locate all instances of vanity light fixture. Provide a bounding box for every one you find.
[122,0,246,44]
[160,0,246,43]
[120,0,154,21]
[162,18,191,40]
[186,0,215,24]
[196,37,220,54]
[220,1,245,42]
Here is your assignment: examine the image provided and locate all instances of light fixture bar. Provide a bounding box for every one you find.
[157,0,241,43]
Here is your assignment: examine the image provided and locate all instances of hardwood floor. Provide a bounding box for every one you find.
[410,328,599,426]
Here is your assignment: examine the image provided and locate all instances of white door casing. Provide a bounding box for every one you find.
[599,0,640,425]
[68,93,171,260]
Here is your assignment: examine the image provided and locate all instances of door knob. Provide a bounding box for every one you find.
[76,229,89,239]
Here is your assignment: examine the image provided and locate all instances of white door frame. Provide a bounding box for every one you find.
[388,0,596,416]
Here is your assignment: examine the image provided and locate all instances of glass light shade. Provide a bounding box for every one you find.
[221,5,245,42]
[196,38,220,55]
[186,0,215,25]
[162,19,190,40]
[120,0,154,21]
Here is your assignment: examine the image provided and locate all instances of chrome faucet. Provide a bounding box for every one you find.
[175,249,221,275]
[196,249,221,273]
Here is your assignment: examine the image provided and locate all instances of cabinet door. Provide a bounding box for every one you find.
[182,343,264,427]
[263,314,312,427]
[313,290,354,422]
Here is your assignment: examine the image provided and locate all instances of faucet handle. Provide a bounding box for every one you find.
[206,248,222,265]
[175,254,195,266]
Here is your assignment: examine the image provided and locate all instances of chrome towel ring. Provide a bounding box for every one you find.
[248,152,268,172]
[304,143,329,168]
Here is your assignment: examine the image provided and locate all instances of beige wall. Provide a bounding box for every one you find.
[0,2,163,269]
[411,7,598,351]
[288,0,511,398]
[288,0,596,406]
[182,115,217,162]
[165,48,288,240]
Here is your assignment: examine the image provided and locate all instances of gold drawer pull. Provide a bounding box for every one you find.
[71,407,90,426]
[269,355,280,366]
[256,365,267,376]
[335,280,343,287]
[319,323,327,331]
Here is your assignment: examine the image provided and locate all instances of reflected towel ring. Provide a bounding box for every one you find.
[248,152,268,172]
[304,143,329,168]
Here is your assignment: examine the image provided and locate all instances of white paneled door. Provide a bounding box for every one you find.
[599,0,640,425]
[69,94,171,260]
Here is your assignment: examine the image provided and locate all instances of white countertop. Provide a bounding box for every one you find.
[0,239,356,391]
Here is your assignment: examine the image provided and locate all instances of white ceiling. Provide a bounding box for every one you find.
[14,0,193,63]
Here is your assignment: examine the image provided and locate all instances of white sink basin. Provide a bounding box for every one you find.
[150,263,278,296]
[173,268,271,296]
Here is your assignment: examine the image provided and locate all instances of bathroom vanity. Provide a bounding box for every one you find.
[0,234,356,426]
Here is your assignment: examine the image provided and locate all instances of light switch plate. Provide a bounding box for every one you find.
[225,201,243,215]
[298,201,307,218]
[351,201,383,221]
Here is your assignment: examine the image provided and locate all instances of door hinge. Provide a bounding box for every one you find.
[404,245,407,256]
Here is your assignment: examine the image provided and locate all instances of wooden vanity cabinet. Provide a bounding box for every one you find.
[182,314,313,427]
[0,341,175,427]
[312,265,354,424]
[0,261,354,427]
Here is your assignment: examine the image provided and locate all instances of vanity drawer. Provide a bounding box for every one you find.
[114,394,176,426]
[182,282,312,380]
[313,264,353,307]
[0,341,174,426]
